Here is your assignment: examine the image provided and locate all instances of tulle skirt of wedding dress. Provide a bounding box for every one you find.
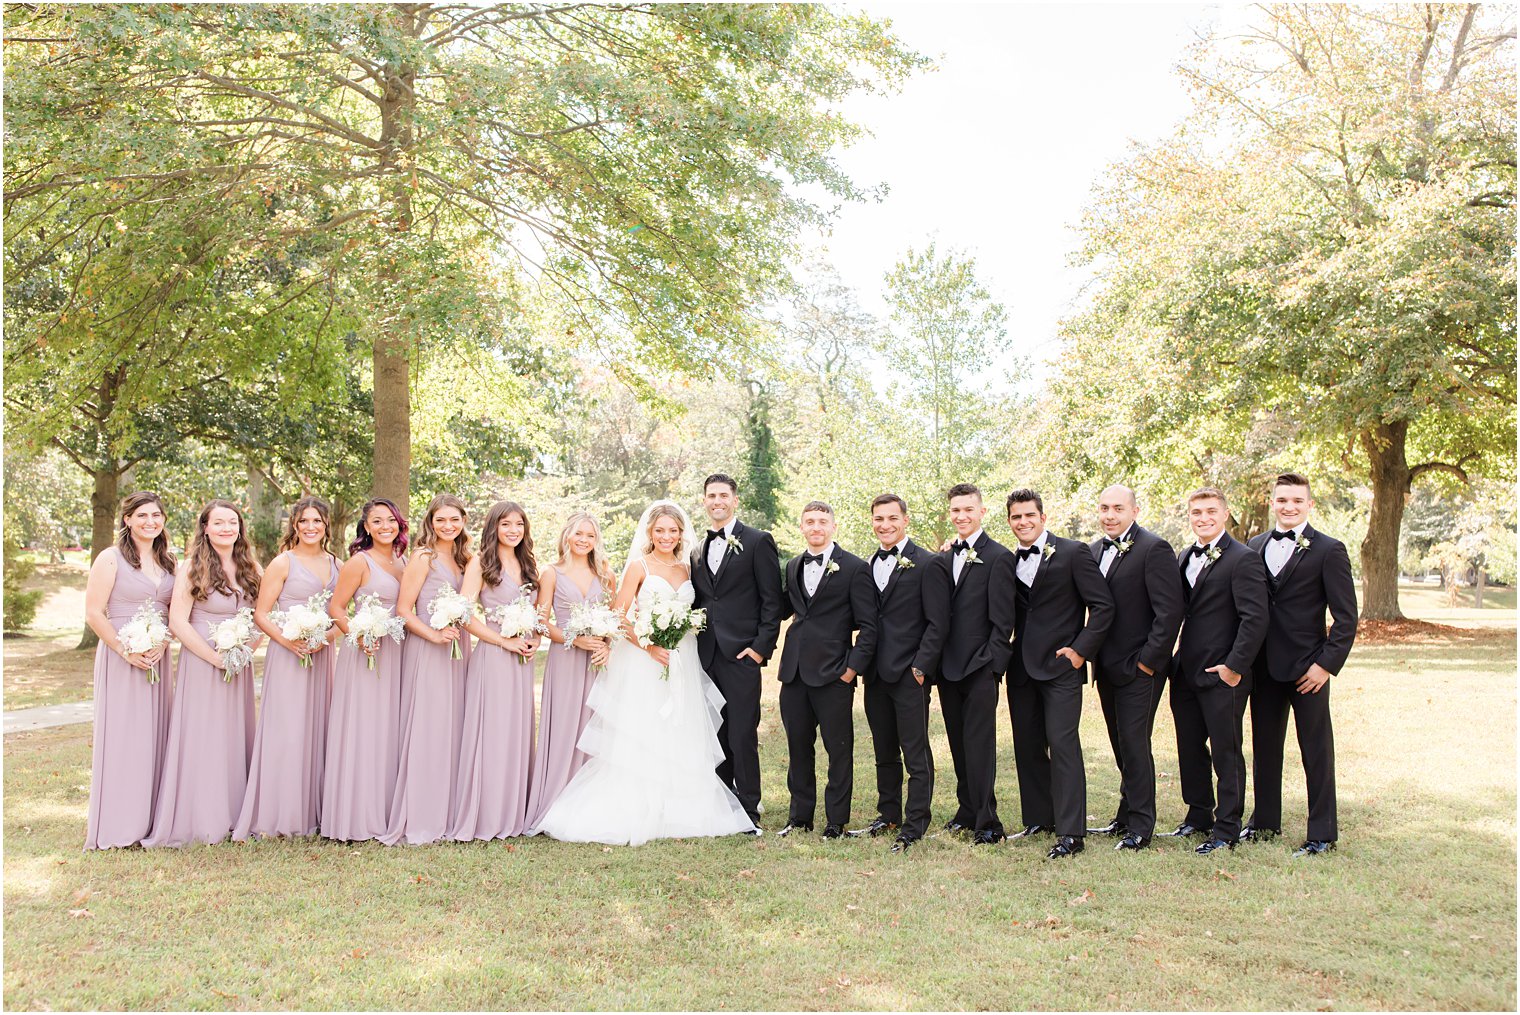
[534,634,754,845]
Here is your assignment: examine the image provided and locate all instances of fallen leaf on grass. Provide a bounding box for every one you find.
[502,843,517,853]
[736,868,756,879]
[72,887,93,904]
[602,847,613,853]
[857,869,876,877]
[1069,890,1093,906]
[836,974,851,987]
[349,948,367,959]
[846,904,859,912]
[413,874,429,885]
[664,923,676,933]
[211,989,239,1001]
[68,908,92,919]
[1214,869,1237,881]
[1043,915,1061,928]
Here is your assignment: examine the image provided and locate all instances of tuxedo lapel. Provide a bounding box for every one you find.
[1191,533,1230,600]
[1026,541,1051,598]
[879,542,910,605]
[710,520,741,588]
[786,555,810,617]
[1269,525,1310,593]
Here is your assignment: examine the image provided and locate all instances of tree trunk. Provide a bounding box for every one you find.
[1359,421,1410,621]
[1474,565,1486,608]
[76,465,120,649]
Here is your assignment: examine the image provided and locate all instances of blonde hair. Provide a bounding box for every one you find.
[557,512,615,593]
[639,503,689,558]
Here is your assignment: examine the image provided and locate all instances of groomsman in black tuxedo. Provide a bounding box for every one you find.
[1085,485,1185,851]
[691,473,784,831]
[775,501,877,838]
[1002,489,1115,859]
[854,493,948,853]
[935,483,1016,845]
[1243,472,1358,857]
[1167,487,1270,855]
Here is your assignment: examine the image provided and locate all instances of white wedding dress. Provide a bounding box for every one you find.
[534,567,755,845]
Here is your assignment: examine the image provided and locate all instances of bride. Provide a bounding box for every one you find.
[534,500,759,844]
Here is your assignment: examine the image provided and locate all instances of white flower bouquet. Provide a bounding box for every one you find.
[487,585,548,640]
[117,601,171,684]
[346,593,406,671]
[270,589,334,669]
[427,584,475,660]
[209,606,257,683]
[632,592,706,680]
[561,595,624,670]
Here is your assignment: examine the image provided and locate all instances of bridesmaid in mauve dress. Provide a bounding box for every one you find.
[450,501,547,841]
[233,497,339,840]
[83,491,177,850]
[320,499,409,842]
[143,500,263,848]
[382,494,474,846]
[525,511,614,833]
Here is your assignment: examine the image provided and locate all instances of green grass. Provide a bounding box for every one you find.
[4,615,1514,1010]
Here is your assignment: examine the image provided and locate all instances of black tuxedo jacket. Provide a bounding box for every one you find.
[863,539,949,684]
[1173,531,1270,688]
[691,519,784,666]
[778,546,878,687]
[936,532,1017,683]
[1009,533,1116,683]
[1087,525,1186,686]
[1247,524,1358,682]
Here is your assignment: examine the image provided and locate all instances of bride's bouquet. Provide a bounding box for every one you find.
[633,592,706,680]
[426,585,475,660]
[486,584,548,641]
[117,601,171,684]
[209,607,258,683]
[346,593,406,671]
[270,590,334,668]
[561,595,624,670]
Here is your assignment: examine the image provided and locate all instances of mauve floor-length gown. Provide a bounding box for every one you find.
[524,566,602,833]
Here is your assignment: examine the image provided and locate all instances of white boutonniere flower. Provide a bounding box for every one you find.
[1294,534,1312,553]
[725,534,744,553]
[1042,544,1056,561]
[964,547,983,565]
[825,560,840,575]
[1114,537,1135,557]
[1204,546,1223,564]
[896,556,916,571]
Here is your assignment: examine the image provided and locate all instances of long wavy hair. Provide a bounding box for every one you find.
[479,501,537,590]
[347,498,409,558]
[556,511,615,593]
[279,496,332,555]
[115,491,176,575]
[186,500,261,602]
[417,494,472,571]
[637,502,694,560]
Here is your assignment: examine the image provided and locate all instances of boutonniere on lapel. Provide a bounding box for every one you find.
[963,547,983,566]
[1041,544,1056,561]
[895,556,916,571]
[1112,537,1134,557]
[1204,546,1223,565]
[1294,534,1312,554]
[724,534,744,554]
[824,560,840,575]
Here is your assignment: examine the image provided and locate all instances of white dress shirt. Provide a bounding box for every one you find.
[952,528,984,584]
[1099,525,1135,578]
[872,537,908,592]
[1264,523,1305,577]
[706,518,737,574]
[802,542,835,597]
[1185,533,1224,587]
[1015,530,1050,587]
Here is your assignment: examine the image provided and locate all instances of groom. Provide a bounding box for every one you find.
[691,473,784,829]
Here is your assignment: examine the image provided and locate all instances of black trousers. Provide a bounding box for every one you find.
[863,676,934,838]
[779,678,855,828]
[1007,669,1086,838]
[1249,676,1338,841]
[709,654,763,823]
[1096,671,1166,839]
[936,669,1003,837]
[1169,672,1250,840]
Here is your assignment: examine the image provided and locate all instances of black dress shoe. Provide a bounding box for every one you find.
[1047,835,1084,859]
[777,822,813,838]
[1238,824,1280,843]
[1195,837,1236,855]
[847,817,899,838]
[890,834,917,854]
[1115,833,1150,851]
[943,819,970,833]
[971,829,1003,846]
[1007,824,1052,840]
[1293,839,1336,857]
[1160,821,1212,838]
[821,824,845,839]
[1086,819,1126,837]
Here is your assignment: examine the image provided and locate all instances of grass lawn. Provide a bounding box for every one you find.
[3,588,1514,1009]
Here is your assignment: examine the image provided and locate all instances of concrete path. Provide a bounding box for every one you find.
[5,700,95,734]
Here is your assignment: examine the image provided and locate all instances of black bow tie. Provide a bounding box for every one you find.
[874,546,899,563]
[1269,529,1296,541]
[1190,544,1210,557]
[706,529,725,544]
[952,539,970,554]
[1101,537,1118,550]
[802,552,825,567]
[1017,546,1038,561]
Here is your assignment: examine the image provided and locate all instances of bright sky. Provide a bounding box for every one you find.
[810,2,1221,385]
